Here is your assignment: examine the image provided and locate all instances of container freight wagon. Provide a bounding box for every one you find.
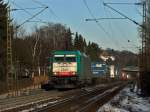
[48,50,92,89]
[91,62,108,84]
[91,62,108,77]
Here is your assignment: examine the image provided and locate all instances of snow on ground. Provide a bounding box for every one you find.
[20,100,59,112]
[97,86,150,112]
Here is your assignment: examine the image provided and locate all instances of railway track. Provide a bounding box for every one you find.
[0,82,126,112]
[31,82,126,112]
[0,88,85,112]
[0,89,74,112]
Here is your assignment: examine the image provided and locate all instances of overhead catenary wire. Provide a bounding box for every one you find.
[103,1,142,52]
[32,0,86,35]
[104,5,137,50]
[83,0,107,46]
[102,3,142,5]
[11,7,48,11]
[27,20,48,24]
[10,0,48,26]
[85,17,126,21]
[134,0,143,16]
[103,2,144,28]
[102,0,116,44]
[83,0,122,49]
[135,4,143,17]
[16,6,48,28]
[83,0,107,31]
[32,0,61,22]
[103,1,149,48]
[101,2,126,49]
[99,0,139,52]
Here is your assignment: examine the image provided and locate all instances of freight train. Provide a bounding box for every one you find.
[42,50,110,90]
[42,50,92,90]
[91,62,108,77]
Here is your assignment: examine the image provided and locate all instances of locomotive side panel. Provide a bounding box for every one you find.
[79,53,92,84]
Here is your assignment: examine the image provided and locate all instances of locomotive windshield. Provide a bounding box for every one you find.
[54,57,64,62]
[65,55,76,62]
[65,57,76,62]
[54,54,76,62]
[54,55,64,62]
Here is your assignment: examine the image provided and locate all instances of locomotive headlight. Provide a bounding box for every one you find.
[54,72,57,75]
[72,72,76,75]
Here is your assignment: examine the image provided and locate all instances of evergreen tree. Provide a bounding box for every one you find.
[86,42,101,61]
[0,0,8,81]
[65,28,73,50]
[74,32,79,50]
[82,38,87,53]
[86,41,91,55]
[78,34,84,52]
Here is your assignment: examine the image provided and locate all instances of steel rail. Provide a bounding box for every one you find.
[32,82,124,112]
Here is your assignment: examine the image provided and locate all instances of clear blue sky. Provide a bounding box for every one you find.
[6,0,142,53]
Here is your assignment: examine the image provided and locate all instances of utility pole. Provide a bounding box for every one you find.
[140,0,150,96]
[0,2,13,93]
[139,1,146,94]
[6,7,14,94]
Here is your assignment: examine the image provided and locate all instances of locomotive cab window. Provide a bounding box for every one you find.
[65,55,76,62]
[54,55,64,62]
